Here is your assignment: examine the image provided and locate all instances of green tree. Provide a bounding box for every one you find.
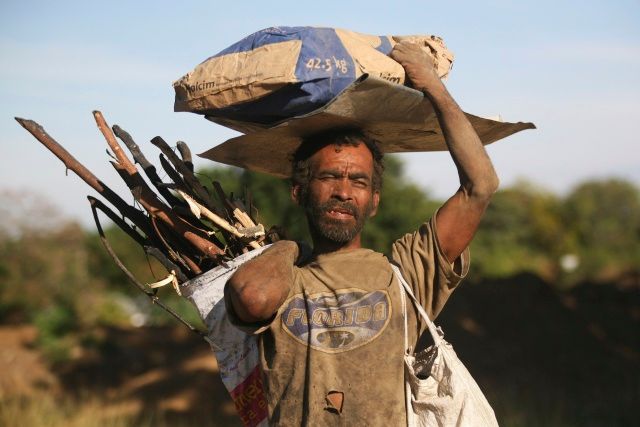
[471,180,567,279]
[562,178,640,280]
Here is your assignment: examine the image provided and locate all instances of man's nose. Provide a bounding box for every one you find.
[331,178,353,201]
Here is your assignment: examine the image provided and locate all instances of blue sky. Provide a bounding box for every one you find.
[1,0,639,226]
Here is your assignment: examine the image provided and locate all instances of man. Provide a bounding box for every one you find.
[225,41,499,425]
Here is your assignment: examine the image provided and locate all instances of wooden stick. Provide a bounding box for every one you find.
[86,196,147,247]
[171,206,227,248]
[112,124,183,208]
[143,246,189,283]
[211,180,237,221]
[151,216,203,275]
[108,161,196,269]
[245,187,257,224]
[151,136,216,210]
[178,190,243,237]
[93,111,225,259]
[178,190,261,250]
[91,202,206,337]
[176,141,193,172]
[233,207,256,229]
[14,117,153,237]
[87,196,189,282]
[107,159,225,260]
[159,154,189,193]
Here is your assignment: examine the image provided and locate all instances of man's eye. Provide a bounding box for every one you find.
[353,180,369,188]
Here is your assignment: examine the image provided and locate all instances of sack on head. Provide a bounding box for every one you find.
[173,26,454,125]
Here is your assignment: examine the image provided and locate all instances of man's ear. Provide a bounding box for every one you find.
[369,191,380,218]
[291,185,301,205]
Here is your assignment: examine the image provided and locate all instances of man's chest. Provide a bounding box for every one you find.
[275,258,402,354]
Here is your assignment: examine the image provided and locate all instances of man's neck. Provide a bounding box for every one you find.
[311,233,363,255]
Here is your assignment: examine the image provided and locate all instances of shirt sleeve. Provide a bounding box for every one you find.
[391,210,470,321]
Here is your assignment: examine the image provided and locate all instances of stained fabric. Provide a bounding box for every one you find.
[225,214,469,426]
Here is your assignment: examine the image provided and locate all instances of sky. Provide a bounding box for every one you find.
[1,0,639,227]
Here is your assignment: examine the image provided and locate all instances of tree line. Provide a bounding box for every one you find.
[0,156,638,360]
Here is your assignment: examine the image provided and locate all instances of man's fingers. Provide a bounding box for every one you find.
[396,40,422,52]
[392,41,431,56]
[391,45,412,58]
[391,42,435,68]
[390,44,417,63]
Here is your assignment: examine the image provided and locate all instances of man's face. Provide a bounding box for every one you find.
[293,142,380,247]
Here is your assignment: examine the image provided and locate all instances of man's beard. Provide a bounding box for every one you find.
[304,198,374,244]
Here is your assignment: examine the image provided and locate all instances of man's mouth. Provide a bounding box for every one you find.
[320,202,358,221]
[306,198,370,243]
[326,208,355,220]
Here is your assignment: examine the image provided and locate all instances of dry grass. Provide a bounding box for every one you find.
[1,394,135,427]
[0,392,233,427]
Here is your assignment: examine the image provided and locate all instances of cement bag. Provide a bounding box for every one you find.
[180,246,270,427]
[173,26,454,124]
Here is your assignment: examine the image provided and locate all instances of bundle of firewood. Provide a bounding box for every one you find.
[15,111,279,335]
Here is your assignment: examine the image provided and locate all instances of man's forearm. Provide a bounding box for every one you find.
[420,81,499,261]
[421,82,499,199]
[227,240,298,323]
[390,40,499,262]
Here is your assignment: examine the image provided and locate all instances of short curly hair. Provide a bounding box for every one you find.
[291,129,384,202]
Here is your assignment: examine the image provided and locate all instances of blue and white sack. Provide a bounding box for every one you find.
[173,26,453,125]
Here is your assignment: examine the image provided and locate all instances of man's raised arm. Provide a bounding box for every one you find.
[391,41,499,263]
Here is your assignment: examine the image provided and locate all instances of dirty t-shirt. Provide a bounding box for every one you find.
[229,214,469,426]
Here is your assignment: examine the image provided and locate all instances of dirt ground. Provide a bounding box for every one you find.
[0,326,59,397]
[0,324,241,426]
[1,274,638,426]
